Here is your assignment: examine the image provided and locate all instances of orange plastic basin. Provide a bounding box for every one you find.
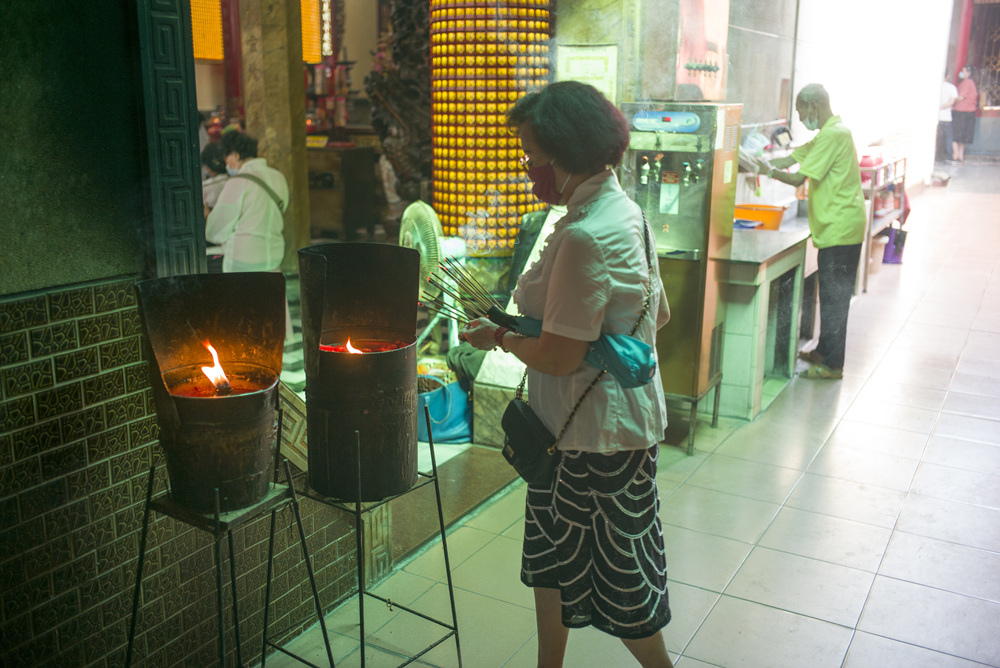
[734,204,788,230]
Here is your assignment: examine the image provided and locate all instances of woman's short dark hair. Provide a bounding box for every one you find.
[507,81,629,173]
[200,142,226,175]
[221,131,258,160]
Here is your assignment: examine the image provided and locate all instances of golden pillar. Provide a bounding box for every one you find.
[430,0,552,257]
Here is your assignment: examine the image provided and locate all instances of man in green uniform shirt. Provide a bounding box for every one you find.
[766,84,867,379]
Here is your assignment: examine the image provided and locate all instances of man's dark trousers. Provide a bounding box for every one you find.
[815,244,862,370]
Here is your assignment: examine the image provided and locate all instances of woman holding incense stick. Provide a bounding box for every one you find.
[461,81,673,668]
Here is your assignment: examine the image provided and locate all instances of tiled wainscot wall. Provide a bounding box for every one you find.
[0,276,373,666]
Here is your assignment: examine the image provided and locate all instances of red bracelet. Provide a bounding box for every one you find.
[493,326,510,352]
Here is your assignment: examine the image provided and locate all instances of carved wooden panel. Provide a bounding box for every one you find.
[137,0,206,277]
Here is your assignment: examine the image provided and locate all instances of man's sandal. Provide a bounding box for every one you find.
[800,364,843,380]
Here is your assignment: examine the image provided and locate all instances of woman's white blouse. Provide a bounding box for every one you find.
[513,171,670,452]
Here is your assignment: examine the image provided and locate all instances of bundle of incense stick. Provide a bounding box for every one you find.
[419,257,518,329]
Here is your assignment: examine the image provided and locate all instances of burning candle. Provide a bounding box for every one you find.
[319,338,409,353]
[201,342,232,395]
[164,340,275,398]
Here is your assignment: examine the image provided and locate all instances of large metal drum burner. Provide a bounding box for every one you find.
[135,273,285,513]
[298,243,420,501]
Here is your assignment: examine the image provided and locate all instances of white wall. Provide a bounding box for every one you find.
[793,0,953,185]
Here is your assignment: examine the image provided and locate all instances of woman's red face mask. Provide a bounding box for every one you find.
[524,158,570,205]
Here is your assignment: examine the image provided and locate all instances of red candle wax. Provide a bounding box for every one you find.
[319,340,407,353]
[169,376,267,397]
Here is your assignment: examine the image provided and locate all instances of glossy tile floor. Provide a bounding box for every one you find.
[264,164,1000,668]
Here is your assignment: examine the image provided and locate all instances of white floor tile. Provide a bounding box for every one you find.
[879,531,1000,603]
[922,434,1000,474]
[806,442,921,492]
[909,461,1000,508]
[823,419,930,460]
[659,485,781,544]
[758,506,892,572]
[725,547,875,626]
[661,582,720,655]
[858,576,1000,666]
[684,595,853,668]
[895,493,1000,552]
[460,482,526,534]
[784,472,907,529]
[844,631,990,668]
[449,535,534,609]
[662,524,752,592]
[415,584,539,668]
[401,525,496,581]
[684,453,803,505]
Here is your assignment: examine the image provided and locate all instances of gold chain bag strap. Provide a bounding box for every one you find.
[500,216,654,486]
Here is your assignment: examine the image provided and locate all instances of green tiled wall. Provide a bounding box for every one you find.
[0,277,360,666]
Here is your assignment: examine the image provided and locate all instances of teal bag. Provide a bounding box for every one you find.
[496,214,658,389]
[509,317,655,389]
[417,375,472,443]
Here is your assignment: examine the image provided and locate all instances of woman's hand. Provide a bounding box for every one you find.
[460,318,499,351]
[461,318,589,376]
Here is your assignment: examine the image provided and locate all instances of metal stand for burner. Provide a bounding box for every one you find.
[125,411,334,668]
[301,408,463,668]
[665,371,722,455]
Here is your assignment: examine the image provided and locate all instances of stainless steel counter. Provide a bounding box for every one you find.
[710,216,811,265]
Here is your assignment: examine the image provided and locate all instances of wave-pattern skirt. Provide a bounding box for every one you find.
[521,445,670,639]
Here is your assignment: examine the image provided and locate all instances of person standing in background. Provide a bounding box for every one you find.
[206,131,293,340]
[763,84,867,380]
[206,131,288,274]
[939,71,958,163]
[952,65,978,163]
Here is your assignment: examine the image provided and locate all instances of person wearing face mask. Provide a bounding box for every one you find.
[205,131,289,274]
[952,66,978,164]
[460,81,674,668]
[765,84,867,380]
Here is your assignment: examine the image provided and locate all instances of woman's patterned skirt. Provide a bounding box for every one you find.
[521,445,670,639]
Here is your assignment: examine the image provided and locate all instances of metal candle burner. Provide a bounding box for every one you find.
[135,273,285,513]
[298,243,420,501]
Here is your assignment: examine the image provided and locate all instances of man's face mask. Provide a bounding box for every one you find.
[801,104,820,131]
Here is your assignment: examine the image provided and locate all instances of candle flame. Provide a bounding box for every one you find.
[345,338,363,354]
[201,341,232,393]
